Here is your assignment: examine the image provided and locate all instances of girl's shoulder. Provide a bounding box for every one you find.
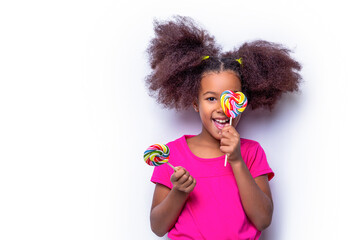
[166,135,194,146]
[240,138,267,157]
[166,135,188,145]
[164,135,193,155]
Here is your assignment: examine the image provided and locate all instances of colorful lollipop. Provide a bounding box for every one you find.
[220,90,248,166]
[144,144,176,171]
[220,90,248,122]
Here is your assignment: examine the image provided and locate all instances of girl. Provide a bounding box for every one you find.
[146,16,301,239]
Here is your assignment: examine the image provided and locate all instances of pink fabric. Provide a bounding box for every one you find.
[151,135,274,240]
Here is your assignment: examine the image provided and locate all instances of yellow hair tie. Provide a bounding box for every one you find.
[236,58,243,65]
[202,56,210,60]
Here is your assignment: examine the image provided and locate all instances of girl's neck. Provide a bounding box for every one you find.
[186,128,225,159]
[194,128,221,149]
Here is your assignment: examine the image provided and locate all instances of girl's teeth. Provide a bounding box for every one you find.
[215,119,228,123]
[214,119,226,130]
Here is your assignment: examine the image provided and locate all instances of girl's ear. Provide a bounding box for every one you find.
[193,101,199,112]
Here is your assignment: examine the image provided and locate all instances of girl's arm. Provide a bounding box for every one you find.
[150,167,196,237]
[230,163,273,231]
[220,125,273,231]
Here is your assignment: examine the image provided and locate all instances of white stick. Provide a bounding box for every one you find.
[224,117,233,167]
[167,162,177,172]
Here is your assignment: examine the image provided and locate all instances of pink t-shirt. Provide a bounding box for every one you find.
[151,135,274,240]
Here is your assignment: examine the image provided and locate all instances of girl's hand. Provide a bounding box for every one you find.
[220,124,242,164]
[170,167,196,193]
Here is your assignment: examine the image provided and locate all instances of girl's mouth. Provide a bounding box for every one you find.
[213,118,229,130]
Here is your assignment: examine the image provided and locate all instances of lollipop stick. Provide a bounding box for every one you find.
[224,117,233,167]
[167,162,177,171]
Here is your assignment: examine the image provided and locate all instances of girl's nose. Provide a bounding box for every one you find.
[216,101,224,113]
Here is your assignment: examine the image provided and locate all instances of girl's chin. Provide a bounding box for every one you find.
[201,129,222,141]
[212,129,223,140]
[215,134,223,141]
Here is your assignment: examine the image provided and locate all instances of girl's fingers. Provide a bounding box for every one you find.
[220,133,238,146]
[220,145,233,154]
[221,130,233,138]
[221,128,239,139]
[172,167,185,180]
[171,167,189,184]
[181,177,196,192]
[220,137,227,146]
[184,178,196,193]
[222,124,240,137]
[180,175,194,189]
[170,166,196,193]
[219,146,227,154]
[178,171,190,185]
[223,130,239,139]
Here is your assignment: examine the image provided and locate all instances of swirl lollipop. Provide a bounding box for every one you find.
[220,90,248,166]
[221,90,248,121]
[144,144,176,171]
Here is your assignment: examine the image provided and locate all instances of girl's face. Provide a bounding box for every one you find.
[195,70,242,141]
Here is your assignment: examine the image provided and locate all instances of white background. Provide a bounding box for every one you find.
[1,0,363,239]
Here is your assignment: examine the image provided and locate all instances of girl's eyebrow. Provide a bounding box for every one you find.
[203,90,241,96]
[202,91,217,96]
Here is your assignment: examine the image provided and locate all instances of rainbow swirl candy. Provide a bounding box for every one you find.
[220,90,248,118]
[144,144,170,166]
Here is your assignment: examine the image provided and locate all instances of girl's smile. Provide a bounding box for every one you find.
[213,117,229,130]
[195,70,242,141]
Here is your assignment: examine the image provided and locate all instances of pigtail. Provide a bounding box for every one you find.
[223,40,302,110]
[146,16,220,110]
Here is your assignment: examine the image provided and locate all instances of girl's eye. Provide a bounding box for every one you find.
[207,97,216,101]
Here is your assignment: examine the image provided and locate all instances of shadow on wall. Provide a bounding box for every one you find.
[165,107,202,137]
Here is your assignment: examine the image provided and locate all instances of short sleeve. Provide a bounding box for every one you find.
[248,143,275,181]
[150,163,173,189]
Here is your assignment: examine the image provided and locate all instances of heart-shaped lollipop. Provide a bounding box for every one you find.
[144,144,176,171]
[220,90,248,119]
[220,90,248,166]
